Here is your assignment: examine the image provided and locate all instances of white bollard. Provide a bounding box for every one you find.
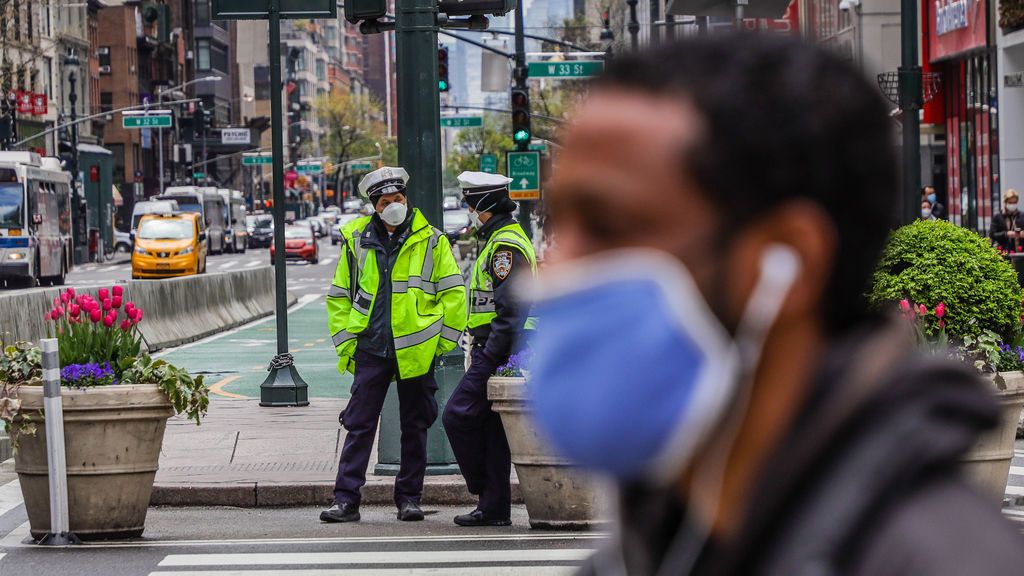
[37,338,78,546]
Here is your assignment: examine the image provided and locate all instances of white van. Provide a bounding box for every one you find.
[130,199,179,244]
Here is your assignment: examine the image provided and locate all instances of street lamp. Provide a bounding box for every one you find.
[156,76,222,194]
[64,49,87,264]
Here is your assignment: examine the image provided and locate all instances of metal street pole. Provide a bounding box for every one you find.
[899,0,922,225]
[396,0,442,227]
[260,0,309,407]
[627,0,639,50]
[513,0,532,238]
[158,93,165,195]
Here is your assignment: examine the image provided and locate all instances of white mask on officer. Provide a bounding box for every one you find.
[380,201,408,227]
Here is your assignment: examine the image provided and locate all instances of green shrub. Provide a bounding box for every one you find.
[869,219,1023,340]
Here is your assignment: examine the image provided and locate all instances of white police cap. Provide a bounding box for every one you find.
[457,171,512,191]
[358,166,410,200]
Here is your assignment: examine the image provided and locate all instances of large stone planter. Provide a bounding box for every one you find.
[962,371,1024,504]
[488,376,606,530]
[13,384,174,540]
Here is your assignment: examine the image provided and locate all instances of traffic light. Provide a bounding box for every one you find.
[511,87,531,146]
[202,108,212,131]
[344,0,387,24]
[438,47,450,92]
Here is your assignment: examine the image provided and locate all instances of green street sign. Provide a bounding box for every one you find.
[296,162,322,174]
[440,116,483,128]
[527,60,604,79]
[348,162,374,172]
[212,0,337,19]
[528,142,547,152]
[122,115,172,128]
[479,154,498,174]
[242,155,272,166]
[506,150,541,200]
[193,172,206,180]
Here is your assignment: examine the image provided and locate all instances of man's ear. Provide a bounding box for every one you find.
[723,200,837,324]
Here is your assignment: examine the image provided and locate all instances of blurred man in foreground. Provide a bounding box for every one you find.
[528,35,1024,575]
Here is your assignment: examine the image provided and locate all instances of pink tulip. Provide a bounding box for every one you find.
[935,302,946,318]
[67,287,75,298]
[120,319,131,332]
[112,296,122,309]
[899,299,911,313]
[69,315,80,324]
[60,292,70,304]
[134,309,144,323]
[70,304,80,318]
[125,301,136,313]
[56,306,64,316]
[102,299,112,312]
[48,310,59,321]
[939,319,946,329]
[53,297,60,308]
[102,315,114,328]
[112,285,123,298]
[44,313,51,322]
[98,288,109,300]
[90,309,102,323]
[917,304,927,316]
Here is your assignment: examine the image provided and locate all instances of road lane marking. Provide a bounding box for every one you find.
[220,261,239,270]
[153,295,322,358]
[159,550,593,567]
[208,375,246,399]
[1005,485,1024,496]
[245,260,262,268]
[320,257,334,266]
[1010,466,1024,476]
[0,480,22,518]
[0,521,29,547]
[148,565,577,569]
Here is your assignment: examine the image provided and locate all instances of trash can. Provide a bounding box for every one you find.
[374,349,464,476]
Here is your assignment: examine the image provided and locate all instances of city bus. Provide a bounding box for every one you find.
[218,189,247,253]
[0,151,73,287]
[157,186,226,254]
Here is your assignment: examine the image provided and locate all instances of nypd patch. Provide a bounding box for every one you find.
[493,250,513,280]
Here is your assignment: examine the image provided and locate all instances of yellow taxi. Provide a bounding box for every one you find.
[131,212,207,279]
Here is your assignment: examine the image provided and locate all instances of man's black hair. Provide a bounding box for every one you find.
[600,34,897,335]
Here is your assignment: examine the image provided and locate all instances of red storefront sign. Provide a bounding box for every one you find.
[738,0,800,34]
[31,93,47,116]
[15,91,32,114]
[929,0,987,62]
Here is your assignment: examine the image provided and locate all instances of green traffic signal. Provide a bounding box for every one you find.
[513,129,530,143]
[439,80,449,91]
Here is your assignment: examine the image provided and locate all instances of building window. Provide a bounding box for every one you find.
[100,92,112,112]
[195,0,210,26]
[98,47,111,73]
[254,66,271,100]
[197,39,211,71]
[316,60,326,81]
[210,43,228,73]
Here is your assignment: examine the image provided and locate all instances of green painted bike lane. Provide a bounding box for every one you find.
[159,296,352,399]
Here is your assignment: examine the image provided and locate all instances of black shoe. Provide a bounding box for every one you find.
[453,509,512,527]
[320,501,360,523]
[397,501,425,522]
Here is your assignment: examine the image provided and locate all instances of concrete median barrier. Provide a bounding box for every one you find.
[0,267,293,352]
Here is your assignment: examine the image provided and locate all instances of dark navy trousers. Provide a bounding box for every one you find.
[442,346,512,519]
[334,349,438,507]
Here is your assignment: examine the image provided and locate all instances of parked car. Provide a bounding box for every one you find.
[113,230,132,254]
[308,216,328,238]
[443,208,471,239]
[343,198,363,213]
[330,213,362,245]
[131,213,207,279]
[271,223,319,264]
[247,215,274,248]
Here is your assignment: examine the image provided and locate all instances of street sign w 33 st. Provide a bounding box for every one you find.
[527,60,604,79]
[506,150,541,201]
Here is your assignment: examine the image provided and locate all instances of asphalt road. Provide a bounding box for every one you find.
[0,236,340,297]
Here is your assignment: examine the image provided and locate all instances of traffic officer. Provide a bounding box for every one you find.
[443,171,537,527]
[322,166,466,524]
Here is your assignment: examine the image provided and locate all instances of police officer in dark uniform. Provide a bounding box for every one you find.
[443,172,537,526]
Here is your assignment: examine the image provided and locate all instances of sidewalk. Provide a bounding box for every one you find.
[153,398,521,507]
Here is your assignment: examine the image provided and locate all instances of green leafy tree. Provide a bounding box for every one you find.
[316,90,389,164]
[445,113,514,177]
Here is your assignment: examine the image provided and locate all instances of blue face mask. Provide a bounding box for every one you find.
[527,247,800,483]
[927,193,937,205]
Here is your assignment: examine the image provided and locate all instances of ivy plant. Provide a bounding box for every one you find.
[119,356,209,425]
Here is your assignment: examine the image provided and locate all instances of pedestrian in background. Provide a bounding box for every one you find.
[443,171,537,527]
[527,35,1024,575]
[922,185,945,219]
[321,166,466,524]
[991,188,1024,253]
[920,200,936,221]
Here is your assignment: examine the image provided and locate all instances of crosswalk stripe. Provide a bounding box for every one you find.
[159,550,592,567]
[0,480,22,518]
[220,261,239,270]
[1010,466,1024,476]
[147,565,577,569]
[1005,485,1024,496]
[320,257,334,266]
[245,261,262,268]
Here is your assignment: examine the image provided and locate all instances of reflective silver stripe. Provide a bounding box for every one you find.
[440,324,463,342]
[436,274,464,292]
[352,289,372,315]
[420,230,440,283]
[490,234,533,262]
[327,284,350,299]
[394,318,443,349]
[471,303,496,314]
[332,330,356,347]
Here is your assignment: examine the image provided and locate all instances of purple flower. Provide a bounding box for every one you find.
[60,362,116,388]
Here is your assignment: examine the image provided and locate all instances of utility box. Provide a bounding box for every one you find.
[344,0,388,23]
[374,349,465,476]
[438,0,515,16]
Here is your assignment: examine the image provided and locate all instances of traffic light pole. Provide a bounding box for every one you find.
[396,0,443,227]
[512,0,532,238]
[259,0,309,407]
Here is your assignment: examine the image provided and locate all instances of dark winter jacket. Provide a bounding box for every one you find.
[990,210,1024,252]
[578,322,1024,576]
